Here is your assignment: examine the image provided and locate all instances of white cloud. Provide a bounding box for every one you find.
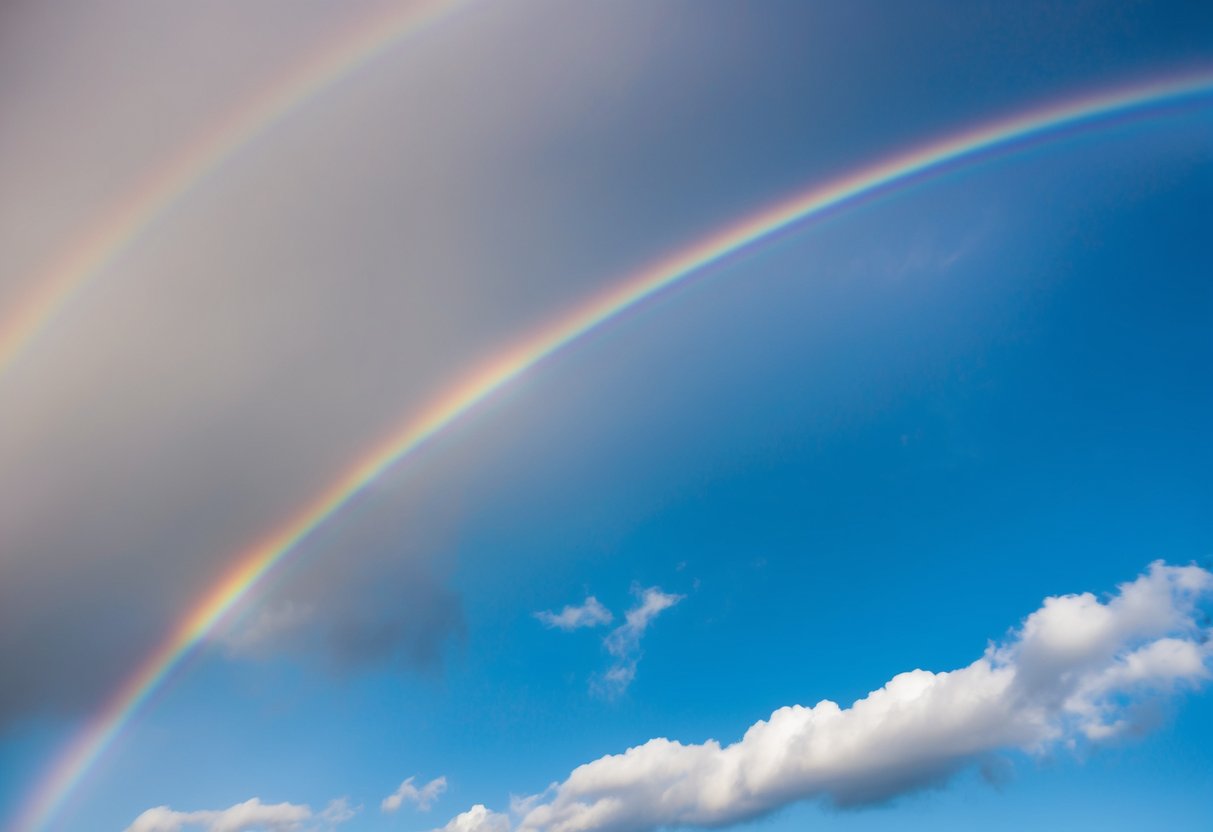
[535,597,614,631]
[319,799,358,826]
[383,775,448,813]
[124,797,356,832]
[431,804,511,832]
[437,562,1212,832]
[596,586,683,696]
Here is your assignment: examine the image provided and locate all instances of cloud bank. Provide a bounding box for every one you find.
[442,562,1211,832]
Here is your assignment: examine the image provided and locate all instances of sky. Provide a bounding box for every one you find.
[1,1,1211,831]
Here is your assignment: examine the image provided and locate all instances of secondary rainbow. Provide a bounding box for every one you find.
[0,0,469,383]
[14,70,1213,832]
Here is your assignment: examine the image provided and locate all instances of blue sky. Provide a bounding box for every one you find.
[1,2,1211,831]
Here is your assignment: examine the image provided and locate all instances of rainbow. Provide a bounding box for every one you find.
[13,70,1213,832]
[0,0,469,383]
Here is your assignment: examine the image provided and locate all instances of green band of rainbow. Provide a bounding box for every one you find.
[13,70,1213,832]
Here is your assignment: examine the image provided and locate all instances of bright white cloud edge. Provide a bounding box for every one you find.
[438,562,1211,832]
[434,804,512,832]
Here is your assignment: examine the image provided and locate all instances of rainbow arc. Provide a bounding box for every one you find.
[9,67,1213,832]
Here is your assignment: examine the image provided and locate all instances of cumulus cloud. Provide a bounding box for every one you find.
[436,563,1211,832]
[431,804,512,832]
[124,797,354,832]
[596,586,683,696]
[535,597,614,631]
[382,775,448,813]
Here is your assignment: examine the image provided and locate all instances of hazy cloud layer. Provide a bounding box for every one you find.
[210,494,467,673]
[439,563,1211,832]
[383,776,447,813]
[125,797,354,832]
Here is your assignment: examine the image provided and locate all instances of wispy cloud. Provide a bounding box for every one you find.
[382,775,447,813]
[537,586,683,696]
[596,586,683,697]
[439,562,1212,832]
[534,596,614,631]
